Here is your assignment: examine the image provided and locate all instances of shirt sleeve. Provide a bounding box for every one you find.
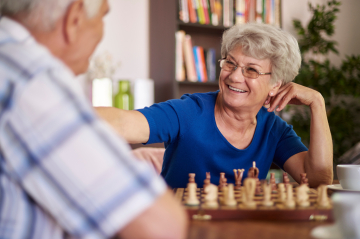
[2,65,166,239]
[272,120,308,170]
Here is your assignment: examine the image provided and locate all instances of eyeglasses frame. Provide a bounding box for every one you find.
[218,58,271,79]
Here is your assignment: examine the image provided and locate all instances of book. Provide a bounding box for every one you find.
[179,0,190,23]
[198,46,208,82]
[175,30,186,82]
[256,0,263,23]
[193,46,202,81]
[236,0,245,25]
[206,48,216,82]
[201,0,210,24]
[188,0,198,23]
[275,0,281,27]
[223,0,230,27]
[183,35,198,82]
[214,0,223,25]
[196,0,206,24]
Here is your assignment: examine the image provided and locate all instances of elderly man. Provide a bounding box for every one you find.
[0,0,187,238]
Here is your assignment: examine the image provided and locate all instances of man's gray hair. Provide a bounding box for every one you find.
[221,23,301,85]
[0,0,103,30]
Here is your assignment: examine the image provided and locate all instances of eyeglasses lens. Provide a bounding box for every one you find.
[243,67,259,79]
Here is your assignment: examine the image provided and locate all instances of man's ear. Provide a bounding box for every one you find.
[63,0,86,44]
[269,80,282,96]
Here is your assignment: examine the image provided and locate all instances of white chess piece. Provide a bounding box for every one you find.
[262,183,274,207]
[186,182,199,206]
[284,184,296,208]
[242,178,257,208]
[204,184,219,208]
[223,184,237,206]
[278,183,286,203]
[317,185,330,208]
[296,184,310,207]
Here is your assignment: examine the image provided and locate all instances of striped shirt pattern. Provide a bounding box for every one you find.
[0,17,166,239]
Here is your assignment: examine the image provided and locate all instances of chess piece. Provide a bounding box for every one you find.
[283,172,290,187]
[206,172,211,180]
[317,185,330,208]
[300,173,309,186]
[219,172,225,186]
[189,173,196,183]
[262,182,274,207]
[284,184,296,208]
[223,184,237,206]
[219,178,228,192]
[270,172,277,192]
[247,161,259,178]
[296,184,310,207]
[203,178,211,189]
[255,179,262,196]
[278,183,286,203]
[185,182,200,206]
[204,184,219,208]
[233,169,244,190]
[242,178,257,208]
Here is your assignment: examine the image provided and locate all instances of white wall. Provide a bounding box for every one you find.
[282,0,360,66]
[93,0,149,80]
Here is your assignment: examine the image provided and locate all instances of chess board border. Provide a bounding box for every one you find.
[173,187,334,222]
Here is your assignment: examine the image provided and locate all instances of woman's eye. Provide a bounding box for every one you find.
[226,60,236,66]
[247,67,258,73]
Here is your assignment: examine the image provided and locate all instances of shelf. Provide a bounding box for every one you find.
[177,21,228,35]
[177,81,219,86]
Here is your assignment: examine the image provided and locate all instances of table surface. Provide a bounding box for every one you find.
[188,220,331,239]
[186,183,340,239]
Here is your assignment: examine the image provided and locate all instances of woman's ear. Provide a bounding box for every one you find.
[269,80,282,96]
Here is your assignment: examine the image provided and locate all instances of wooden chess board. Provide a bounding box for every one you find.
[173,184,333,221]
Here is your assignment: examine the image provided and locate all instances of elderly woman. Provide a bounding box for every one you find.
[97,23,333,188]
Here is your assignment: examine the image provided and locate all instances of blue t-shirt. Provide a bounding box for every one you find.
[138,91,308,188]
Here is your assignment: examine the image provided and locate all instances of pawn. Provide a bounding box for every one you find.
[189,173,196,183]
[270,172,277,192]
[185,182,199,206]
[284,184,296,208]
[233,169,245,190]
[300,173,309,186]
[223,184,237,206]
[278,183,286,203]
[247,161,259,178]
[296,184,310,207]
[262,182,274,207]
[219,172,225,186]
[219,178,228,192]
[283,172,290,187]
[317,185,330,208]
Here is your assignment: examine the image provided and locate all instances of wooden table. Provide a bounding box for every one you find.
[186,185,339,239]
[188,220,332,239]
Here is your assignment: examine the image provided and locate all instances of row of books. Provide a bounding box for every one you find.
[179,0,281,27]
[175,30,217,82]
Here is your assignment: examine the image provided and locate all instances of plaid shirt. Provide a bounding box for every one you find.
[0,17,166,239]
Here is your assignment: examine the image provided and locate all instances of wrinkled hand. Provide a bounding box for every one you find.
[132,147,165,174]
[265,82,323,112]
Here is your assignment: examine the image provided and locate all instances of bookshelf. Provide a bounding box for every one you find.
[149,0,281,103]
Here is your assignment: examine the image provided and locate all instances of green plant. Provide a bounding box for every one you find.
[289,0,360,162]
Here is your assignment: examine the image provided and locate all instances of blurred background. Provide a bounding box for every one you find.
[80,0,360,176]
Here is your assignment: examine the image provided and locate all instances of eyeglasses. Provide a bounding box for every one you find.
[219,59,271,79]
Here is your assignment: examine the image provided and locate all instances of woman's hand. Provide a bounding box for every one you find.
[265,82,324,112]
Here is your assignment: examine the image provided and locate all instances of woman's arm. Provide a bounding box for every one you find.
[95,107,150,144]
[267,83,333,187]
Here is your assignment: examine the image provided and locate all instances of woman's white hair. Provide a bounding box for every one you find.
[221,23,301,85]
[0,0,103,30]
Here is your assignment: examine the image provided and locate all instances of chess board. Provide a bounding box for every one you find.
[173,184,333,221]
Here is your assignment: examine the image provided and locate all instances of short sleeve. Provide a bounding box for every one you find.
[272,123,308,169]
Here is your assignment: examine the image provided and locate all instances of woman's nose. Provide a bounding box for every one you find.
[229,67,245,82]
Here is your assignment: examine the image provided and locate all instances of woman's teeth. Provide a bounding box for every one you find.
[229,85,246,93]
